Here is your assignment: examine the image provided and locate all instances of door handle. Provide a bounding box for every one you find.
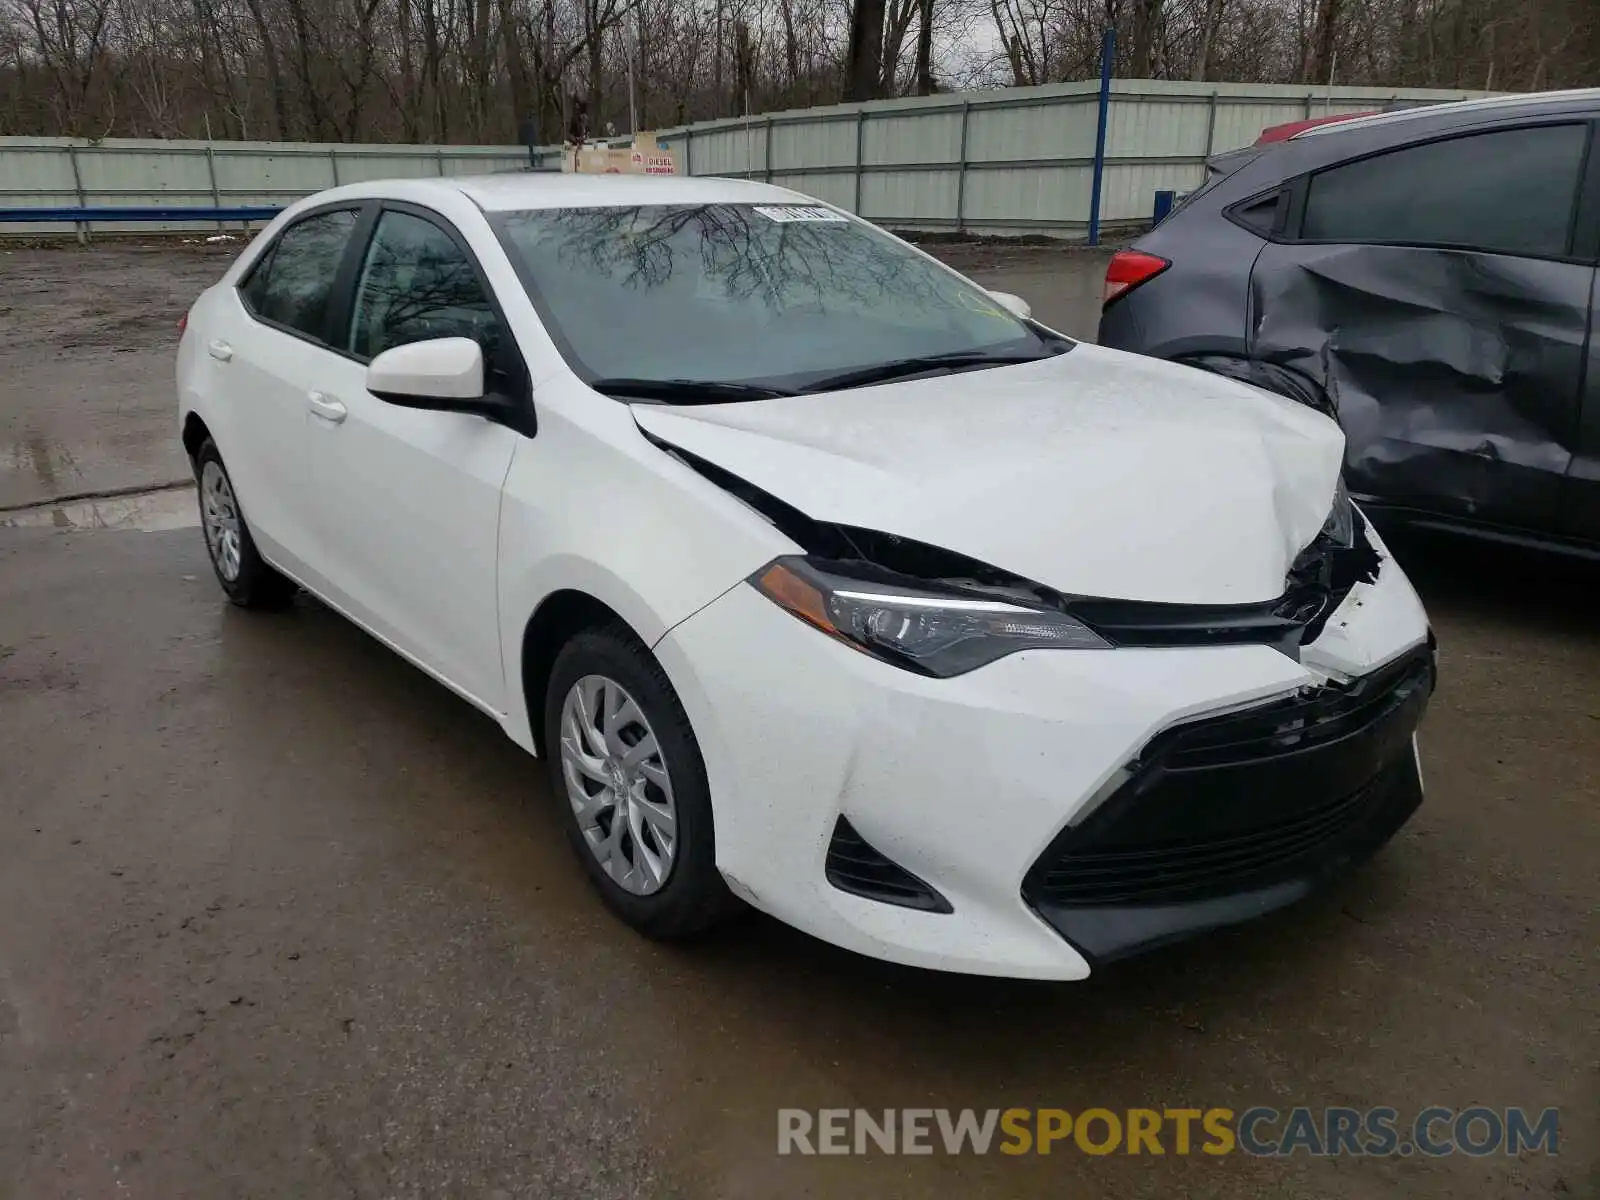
[207,339,233,362]
[307,391,347,424]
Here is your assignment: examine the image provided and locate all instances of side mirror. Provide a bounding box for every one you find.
[986,290,1032,320]
[367,337,492,413]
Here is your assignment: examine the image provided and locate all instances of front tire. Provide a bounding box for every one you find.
[194,438,295,610]
[543,623,739,938]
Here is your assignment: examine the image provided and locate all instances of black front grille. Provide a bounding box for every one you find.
[826,818,952,913]
[1024,648,1434,912]
[1029,764,1408,906]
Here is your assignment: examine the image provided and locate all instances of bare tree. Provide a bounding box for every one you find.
[1190,0,1226,80]
[1305,0,1338,82]
[14,0,117,132]
[844,0,885,99]
[913,0,934,91]
[1129,0,1160,76]
[1,0,1596,143]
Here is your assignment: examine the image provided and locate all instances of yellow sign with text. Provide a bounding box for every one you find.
[998,1107,1234,1155]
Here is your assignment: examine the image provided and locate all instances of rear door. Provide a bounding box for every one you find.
[305,204,528,712]
[1247,120,1594,533]
[226,205,366,588]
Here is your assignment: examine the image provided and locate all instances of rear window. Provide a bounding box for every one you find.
[241,209,360,341]
[1299,124,1587,259]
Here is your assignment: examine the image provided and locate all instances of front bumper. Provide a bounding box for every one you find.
[1023,648,1432,964]
[654,537,1433,980]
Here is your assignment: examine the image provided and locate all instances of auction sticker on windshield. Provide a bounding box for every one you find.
[754,205,849,223]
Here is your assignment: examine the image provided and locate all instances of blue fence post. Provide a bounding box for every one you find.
[1087,27,1116,246]
[1152,189,1176,225]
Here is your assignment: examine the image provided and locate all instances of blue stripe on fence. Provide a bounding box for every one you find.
[0,205,283,223]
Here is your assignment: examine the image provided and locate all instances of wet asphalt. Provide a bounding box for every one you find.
[0,243,1596,1199]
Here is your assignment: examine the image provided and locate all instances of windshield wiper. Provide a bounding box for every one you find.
[590,377,798,403]
[799,347,1066,394]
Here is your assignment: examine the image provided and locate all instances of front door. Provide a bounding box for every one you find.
[307,205,526,713]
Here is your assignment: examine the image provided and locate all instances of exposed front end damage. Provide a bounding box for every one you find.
[651,433,1387,664]
[646,420,1433,977]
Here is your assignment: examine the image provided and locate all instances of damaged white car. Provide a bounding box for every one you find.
[177,175,1435,979]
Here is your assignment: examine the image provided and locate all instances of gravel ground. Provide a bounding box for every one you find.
[0,241,1595,1200]
[0,242,231,510]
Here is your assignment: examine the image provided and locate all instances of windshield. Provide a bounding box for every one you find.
[491,203,1067,395]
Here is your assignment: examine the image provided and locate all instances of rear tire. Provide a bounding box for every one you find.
[194,438,296,610]
[543,622,740,938]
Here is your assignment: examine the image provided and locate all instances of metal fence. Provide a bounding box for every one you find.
[0,139,533,237]
[0,78,1487,240]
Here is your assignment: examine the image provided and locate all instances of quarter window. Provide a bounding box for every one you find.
[348,210,506,369]
[241,209,359,340]
[1300,124,1587,258]
[1230,192,1282,237]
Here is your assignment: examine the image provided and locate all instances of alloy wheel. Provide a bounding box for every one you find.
[558,674,679,895]
[200,460,243,582]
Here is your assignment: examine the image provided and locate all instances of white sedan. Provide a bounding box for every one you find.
[176,174,1435,979]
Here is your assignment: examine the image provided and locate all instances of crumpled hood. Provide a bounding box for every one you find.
[632,344,1346,604]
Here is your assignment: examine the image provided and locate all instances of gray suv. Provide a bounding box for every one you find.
[1098,90,1600,556]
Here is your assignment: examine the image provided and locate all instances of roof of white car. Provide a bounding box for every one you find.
[443,172,812,211]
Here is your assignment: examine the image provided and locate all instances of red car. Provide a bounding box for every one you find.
[1254,112,1376,143]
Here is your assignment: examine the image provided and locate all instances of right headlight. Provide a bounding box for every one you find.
[749,556,1109,678]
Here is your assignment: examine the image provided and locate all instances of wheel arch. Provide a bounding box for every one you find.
[519,590,639,756]
[504,547,721,756]
[181,411,213,464]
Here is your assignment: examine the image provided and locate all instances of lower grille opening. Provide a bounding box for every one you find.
[826,818,952,914]
[1024,647,1433,914]
[1028,765,1408,906]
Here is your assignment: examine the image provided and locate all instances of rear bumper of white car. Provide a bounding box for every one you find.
[654,537,1433,980]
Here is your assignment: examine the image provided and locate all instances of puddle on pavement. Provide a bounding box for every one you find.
[0,485,197,531]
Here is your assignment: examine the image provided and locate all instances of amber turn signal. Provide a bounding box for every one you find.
[754,561,837,635]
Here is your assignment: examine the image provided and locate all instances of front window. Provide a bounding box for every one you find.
[349,210,502,362]
[492,203,1067,396]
